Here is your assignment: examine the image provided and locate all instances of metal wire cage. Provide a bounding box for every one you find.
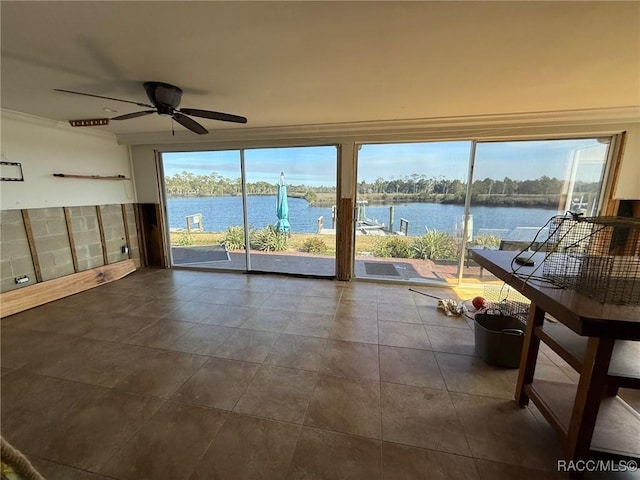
[542,215,640,305]
[483,285,531,321]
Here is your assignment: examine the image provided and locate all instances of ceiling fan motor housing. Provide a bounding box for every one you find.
[144,81,182,116]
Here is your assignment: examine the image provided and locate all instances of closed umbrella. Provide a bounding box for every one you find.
[276,171,290,233]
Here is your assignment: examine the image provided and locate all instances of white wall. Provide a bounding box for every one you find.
[1,110,135,210]
[130,145,160,204]
[617,123,640,199]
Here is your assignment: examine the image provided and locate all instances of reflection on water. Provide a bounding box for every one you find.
[167,195,557,239]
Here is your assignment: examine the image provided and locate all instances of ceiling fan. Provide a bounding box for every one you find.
[54,81,247,135]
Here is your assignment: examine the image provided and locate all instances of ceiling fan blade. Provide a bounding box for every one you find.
[173,112,208,135]
[54,88,154,108]
[179,108,247,124]
[111,110,156,121]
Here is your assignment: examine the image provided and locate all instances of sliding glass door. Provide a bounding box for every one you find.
[161,146,337,277]
[461,138,611,282]
[163,150,247,271]
[355,141,472,283]
[244,146,337,276]
[161,136,612,284]
[355,137,612,285]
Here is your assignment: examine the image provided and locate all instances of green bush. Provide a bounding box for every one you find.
[221,225,246,250]
[304,190,317,203]
[412,230,458,260]
[250,226,288,251]
[300,237,328,254]
[175,232,194,246]
[372,236,412,258]
[470,234,501,249]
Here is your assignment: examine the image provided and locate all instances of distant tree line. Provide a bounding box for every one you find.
[164,171,334,200]
[357,175,600,208]
[165,172,600,207]
[357,175,598,197]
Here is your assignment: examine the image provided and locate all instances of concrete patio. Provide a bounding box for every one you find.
[169,247,489,283]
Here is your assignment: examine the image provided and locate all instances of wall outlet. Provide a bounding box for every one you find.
[15,275,29,284]
[121,245,129,254]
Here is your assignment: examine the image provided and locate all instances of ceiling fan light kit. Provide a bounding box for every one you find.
[55,81,247,135]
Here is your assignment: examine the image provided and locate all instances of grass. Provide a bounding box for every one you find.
[170,231,386,255]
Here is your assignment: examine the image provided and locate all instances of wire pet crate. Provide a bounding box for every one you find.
[483,285,531,321]
[542,215,640,305]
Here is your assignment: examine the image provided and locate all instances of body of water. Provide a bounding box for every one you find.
[167,195,557,239]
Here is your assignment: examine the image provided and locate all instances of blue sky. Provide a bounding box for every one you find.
[163,146,338,186]
[162,138,608,186]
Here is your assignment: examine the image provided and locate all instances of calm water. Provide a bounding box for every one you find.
[167,195,556,238]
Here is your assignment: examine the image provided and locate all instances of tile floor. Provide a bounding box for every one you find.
[1,268,637,479]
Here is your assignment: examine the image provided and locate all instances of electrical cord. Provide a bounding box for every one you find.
[509,211,587,288]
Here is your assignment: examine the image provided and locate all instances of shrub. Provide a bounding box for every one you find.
[412,229,457,260]
[221,225,246,250]
[175,232,194,246]
[304,190,317,203]
[250,226,288,251]
[300,237,328,254]
[470,234,501,249]
[372,236,412,258]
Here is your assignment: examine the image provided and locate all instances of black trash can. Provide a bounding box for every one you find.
[474,313,525,368]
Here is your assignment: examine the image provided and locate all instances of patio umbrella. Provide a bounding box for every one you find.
[276,171,290,233]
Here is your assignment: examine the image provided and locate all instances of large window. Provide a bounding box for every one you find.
[355,141,472,283]
[163,150,246,271]
[160,135,613,285]
[161,146,337,277]
[462,138,610,281]
[355,137,611,284]
[244,146,337,276]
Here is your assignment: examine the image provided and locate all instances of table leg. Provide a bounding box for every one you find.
[565,337,615,462]
[515,304,545,406]
[605,384,619,397]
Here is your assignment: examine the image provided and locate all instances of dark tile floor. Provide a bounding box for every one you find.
[0,268,636,479]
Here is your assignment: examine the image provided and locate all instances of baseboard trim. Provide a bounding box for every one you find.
[0,260,137,318]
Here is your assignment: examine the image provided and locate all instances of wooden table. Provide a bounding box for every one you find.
[470,250,640,465]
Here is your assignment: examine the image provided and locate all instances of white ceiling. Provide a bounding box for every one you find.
[1,1,639,138]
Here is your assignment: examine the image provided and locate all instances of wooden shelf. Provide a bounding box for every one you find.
[537,323,640,389]
[526,380,640,459]
[53,173,131,180]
